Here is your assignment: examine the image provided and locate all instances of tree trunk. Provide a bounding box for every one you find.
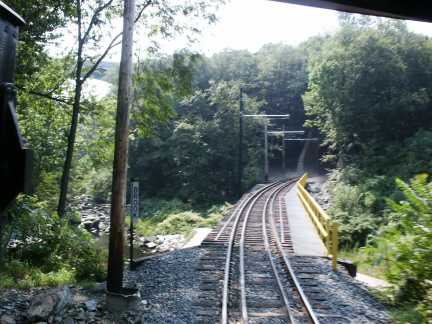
[107,0,136,293]
[57,70,82,218]
[57,0,83,218]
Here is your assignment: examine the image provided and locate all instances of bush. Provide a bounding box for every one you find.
[1,196,107,287]
[417,280,432,322]
[0,260,76,289]
[134,199,230,237]
[327,178,378,247]
[379,175,432,302]
[87,167,112,203]
[156,211,204,235]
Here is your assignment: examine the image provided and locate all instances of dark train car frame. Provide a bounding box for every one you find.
[0,1,30,217]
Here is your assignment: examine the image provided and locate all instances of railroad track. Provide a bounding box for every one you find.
[197,179,321,324]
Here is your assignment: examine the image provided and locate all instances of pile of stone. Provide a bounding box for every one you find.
[72,196,186,256]
[306,179,331,210]
[0,285,148,323]
[72,195,111,236]
[136,234,185,255]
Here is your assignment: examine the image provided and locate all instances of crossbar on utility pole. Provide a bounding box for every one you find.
[107,0,136,293]
[267,131,305,135]
[284,138,319,141]
[243,114,290,118]
[241,114,290,183]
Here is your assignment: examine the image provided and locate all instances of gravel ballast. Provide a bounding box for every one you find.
[0,247,389,323]
[125,247,206,323]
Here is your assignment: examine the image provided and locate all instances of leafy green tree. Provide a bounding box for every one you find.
[16,58,74,207]
[57,0,225,218]
[4,0,75,83]
[374,175,432,308]
[129,80,263,203]
[255,44,308,128]
[304,19,432,165]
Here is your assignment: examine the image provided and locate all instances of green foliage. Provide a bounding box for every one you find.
[0,196,106,287]
[389,305,425,324]
[345,175,432,321]
[157,211,204,236]
[130,79,264,204]
[417,280,432,322]
[128,42,309,204]
[339,248,388,279]
[4,0,75,82]
[16,57,73,207]
[326,169,381,246]
[134,199,229,237]
[0,262,75,289]
[304,19,432,165]
[377,175,432,302]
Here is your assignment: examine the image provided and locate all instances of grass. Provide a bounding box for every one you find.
[389,305,425,324]
[0,263,75,289]
[132,198,231,237]
[339,249,429,323]
[339,248,388,280]
[0,198,230,290]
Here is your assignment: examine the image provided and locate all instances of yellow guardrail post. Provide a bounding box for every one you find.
[331,223,338,271]
[296,173,339,272]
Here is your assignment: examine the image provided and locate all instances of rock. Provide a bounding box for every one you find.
[0,314,16,324]
[90,282,106,293]
[145,242,157,249]
[85,300,97,312]
[28,287,72,321]
[62,317,75,324]
[74,310,86,320]
[156,236,164,243]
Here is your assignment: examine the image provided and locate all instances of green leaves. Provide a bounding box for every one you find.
[304,20,432,164]
[376,176,432,305]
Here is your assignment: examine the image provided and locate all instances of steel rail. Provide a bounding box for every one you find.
[215,193,250,240]
[220,181,281,324]
[269,192,321,324]
[238,182,289,322]
[278,185,285,243]
[262,181,298,323]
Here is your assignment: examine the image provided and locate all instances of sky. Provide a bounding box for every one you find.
[52,0,432,61]
[159,0,432,56]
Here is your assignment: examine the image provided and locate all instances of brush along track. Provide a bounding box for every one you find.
[196,179,321,323]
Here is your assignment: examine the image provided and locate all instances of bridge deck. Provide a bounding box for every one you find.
[285,183,327,256]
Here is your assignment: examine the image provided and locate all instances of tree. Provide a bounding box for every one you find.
[129,79,263,203]
[57,0,224,217]
[303,19,432,166]
[4,0,75,83]
[16,58,74,207]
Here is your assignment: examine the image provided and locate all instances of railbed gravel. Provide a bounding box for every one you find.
[125,247,389,323]
[290,256,390,323]
[0,247,389,323]
[125,247,206,323]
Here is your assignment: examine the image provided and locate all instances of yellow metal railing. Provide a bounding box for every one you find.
[297,173,339,271]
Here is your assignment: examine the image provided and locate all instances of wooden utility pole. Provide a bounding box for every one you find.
[282,124,286,170]
[264,120,269,182]
[243,114,289,183]
[237,88,244,197]
[107,0,136,293]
